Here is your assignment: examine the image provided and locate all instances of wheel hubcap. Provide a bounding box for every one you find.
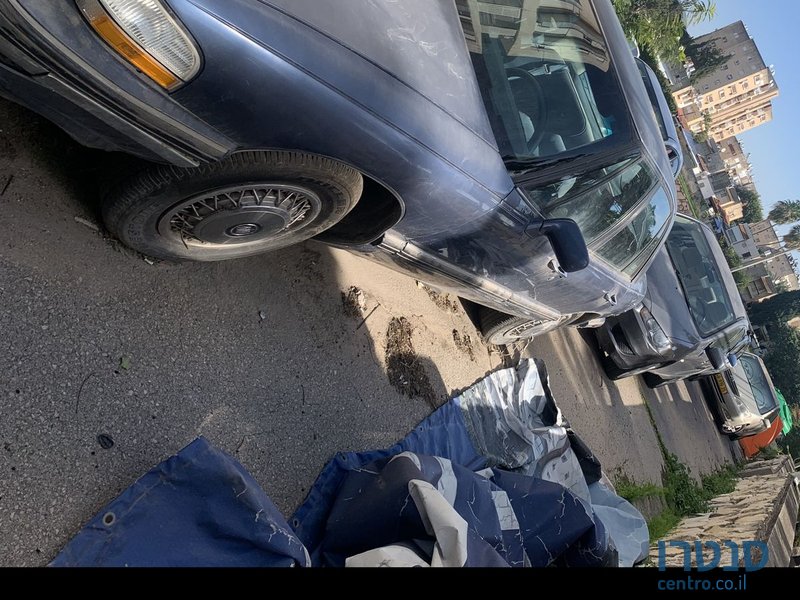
[507,320,545,338]
[226,223,262,237]
[158,184,322,247]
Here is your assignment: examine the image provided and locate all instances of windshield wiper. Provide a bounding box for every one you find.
[503,153,589,175]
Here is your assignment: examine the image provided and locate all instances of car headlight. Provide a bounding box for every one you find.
[640,306,673,355]
[77,0,201,90]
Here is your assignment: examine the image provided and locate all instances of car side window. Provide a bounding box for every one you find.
[595,186,672,276]
[521,156,656,246]
[457,0,632,164]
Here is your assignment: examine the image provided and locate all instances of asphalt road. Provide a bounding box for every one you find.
[0,98,738,566]
[521,328,739,489]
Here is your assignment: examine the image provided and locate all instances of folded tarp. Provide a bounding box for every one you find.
[53,359,648,567]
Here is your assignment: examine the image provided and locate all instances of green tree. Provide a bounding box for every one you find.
[768,200,800,225]
[747,290,800,326]
[733,269,751,290]
[782,224,800,249]
[612,0,717,63]
[736,186,764,223]
[761,323,800,404]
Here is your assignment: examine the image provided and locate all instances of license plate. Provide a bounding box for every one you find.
[714,373,728,395]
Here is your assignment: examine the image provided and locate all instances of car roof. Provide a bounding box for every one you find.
[634,58,683,176]
[594,0,676,202]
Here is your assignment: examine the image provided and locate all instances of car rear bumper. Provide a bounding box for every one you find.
[0,1,234,166]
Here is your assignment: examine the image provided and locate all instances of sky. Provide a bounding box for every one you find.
[688,1,799,237]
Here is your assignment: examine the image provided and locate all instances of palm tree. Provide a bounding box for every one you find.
[782,224,800,249]
[768,200,800,225]
[681,0,716,25]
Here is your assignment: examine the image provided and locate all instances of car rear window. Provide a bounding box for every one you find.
[665,217,737,336]
[456,0,633,166]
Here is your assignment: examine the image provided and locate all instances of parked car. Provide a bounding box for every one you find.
[699,352,780,438]
[596,213,749,387]
[634,58,683,177]
[0,0,677,344]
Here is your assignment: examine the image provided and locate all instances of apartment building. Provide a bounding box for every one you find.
[672,21,778,142]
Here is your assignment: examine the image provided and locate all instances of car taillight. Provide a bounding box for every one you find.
[76,0,200,90]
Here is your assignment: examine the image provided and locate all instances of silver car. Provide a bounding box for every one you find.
[699,352,780,438]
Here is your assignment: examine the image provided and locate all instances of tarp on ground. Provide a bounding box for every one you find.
[775,387,793,435]
[52,359,648,567]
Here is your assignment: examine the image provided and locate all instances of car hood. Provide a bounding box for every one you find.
[259,0,495,146]
[642,245,699,346]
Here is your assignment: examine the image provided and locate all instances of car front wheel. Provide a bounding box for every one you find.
[478,308,572,346]
[102,151,363,261]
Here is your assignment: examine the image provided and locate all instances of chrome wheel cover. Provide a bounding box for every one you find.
[158,183,322,247]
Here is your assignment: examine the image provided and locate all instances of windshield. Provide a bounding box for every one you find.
[456,0,633,165]
[665,217,736,336]
[740,355,777,414]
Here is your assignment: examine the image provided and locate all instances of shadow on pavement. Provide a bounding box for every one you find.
[0,98,450,565]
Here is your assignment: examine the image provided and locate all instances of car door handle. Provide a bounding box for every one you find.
[603,292,617,306]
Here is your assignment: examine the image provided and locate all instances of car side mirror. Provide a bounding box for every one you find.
[727,353,738,368]
[706,346,727,370]
[532,218,589,273]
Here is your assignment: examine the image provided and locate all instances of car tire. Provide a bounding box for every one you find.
[600,355,633,381]
[642,372,675,389]
[102,151,363,261]
[478,308,570,346]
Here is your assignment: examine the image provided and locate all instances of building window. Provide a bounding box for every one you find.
[748,56,754,61]
[742,81,749,89]
[754,74,763,84]
[715,79,720,85]
[704,84,709,90]
[728,85,736,94]
[727,74,733,80]
[722,64,729,70]
[743,252,752,259]
[719,90,726,98]
[735,60,740,65]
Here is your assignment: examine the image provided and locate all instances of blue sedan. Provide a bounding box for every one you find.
[0,0,677,343]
